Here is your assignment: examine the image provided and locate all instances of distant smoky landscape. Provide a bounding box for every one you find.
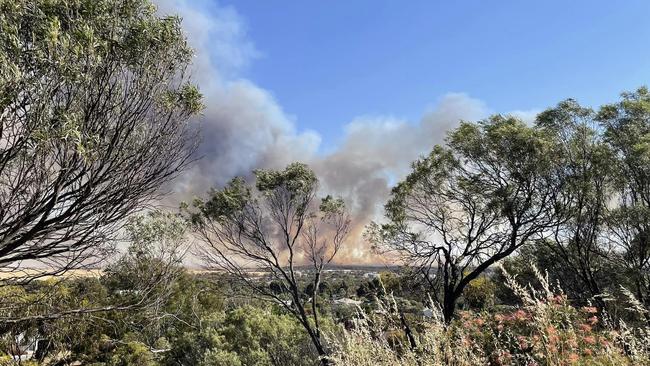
[3,1,650,366]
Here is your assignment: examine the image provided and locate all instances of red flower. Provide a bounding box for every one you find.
[567,353,580,363]
[601,338,610,347]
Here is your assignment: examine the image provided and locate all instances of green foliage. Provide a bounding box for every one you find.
[449,115,555,178]
[320,195,346,216]
[194,177,252,224]
[383,145,456,226]
[107,341,157,366]
[5,13,650,361]
[102,211,186,296]
[254,162,318,197]
[598,87,650,197]
[462,276,496,310]
[126,211,187,249]
[163,306,316,366]
[0,0,201,124]
[187,162,350,364]
[382,114,558,233]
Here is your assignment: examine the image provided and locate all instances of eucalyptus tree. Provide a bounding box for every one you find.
[369,116,566,322]
[599,87,650,313]
[535,100,615,308]
[189,163,350,365]
[0,0,201,282]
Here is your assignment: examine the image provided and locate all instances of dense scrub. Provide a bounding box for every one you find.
[2,262,650,366]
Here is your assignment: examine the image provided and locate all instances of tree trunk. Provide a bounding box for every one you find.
[309,331,331,366]
[443,290,458,323]
[297,304,331,365]
[399,310,417,350]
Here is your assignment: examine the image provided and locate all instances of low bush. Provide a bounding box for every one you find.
[331,266,650,366]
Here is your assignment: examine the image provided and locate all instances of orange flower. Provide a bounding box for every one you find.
[583,335,596,345]
[582,306,598,314]
[579,324,592,332]
[567,338,578,348]
[474,318,485,327]
[584,348,593,356]
[567,353,580,363]
[514,309,528,321]
[546,325,557,334]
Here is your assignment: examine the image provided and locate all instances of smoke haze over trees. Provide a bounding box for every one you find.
[4,1,650,365]
[156,0,540,264]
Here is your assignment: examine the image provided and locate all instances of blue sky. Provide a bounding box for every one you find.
[204,0,650,146]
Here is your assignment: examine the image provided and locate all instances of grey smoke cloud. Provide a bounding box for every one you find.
[156,0,537,263]
[156,0,321,198]
[312,94,488,262]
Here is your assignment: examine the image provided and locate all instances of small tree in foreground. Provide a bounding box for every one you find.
[369,116,565,322]
[189,163,351,365]
[0,0,201,283]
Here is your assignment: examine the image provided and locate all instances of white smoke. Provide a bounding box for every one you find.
[311,94,489,262]
[156,0,538,263]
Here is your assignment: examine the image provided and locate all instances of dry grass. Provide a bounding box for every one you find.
[331,266,650,366]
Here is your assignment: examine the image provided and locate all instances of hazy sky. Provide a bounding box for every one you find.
[159,0,650,262]
[197,0,650,149]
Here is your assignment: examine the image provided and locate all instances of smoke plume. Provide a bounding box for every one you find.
[156,1,536,264]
